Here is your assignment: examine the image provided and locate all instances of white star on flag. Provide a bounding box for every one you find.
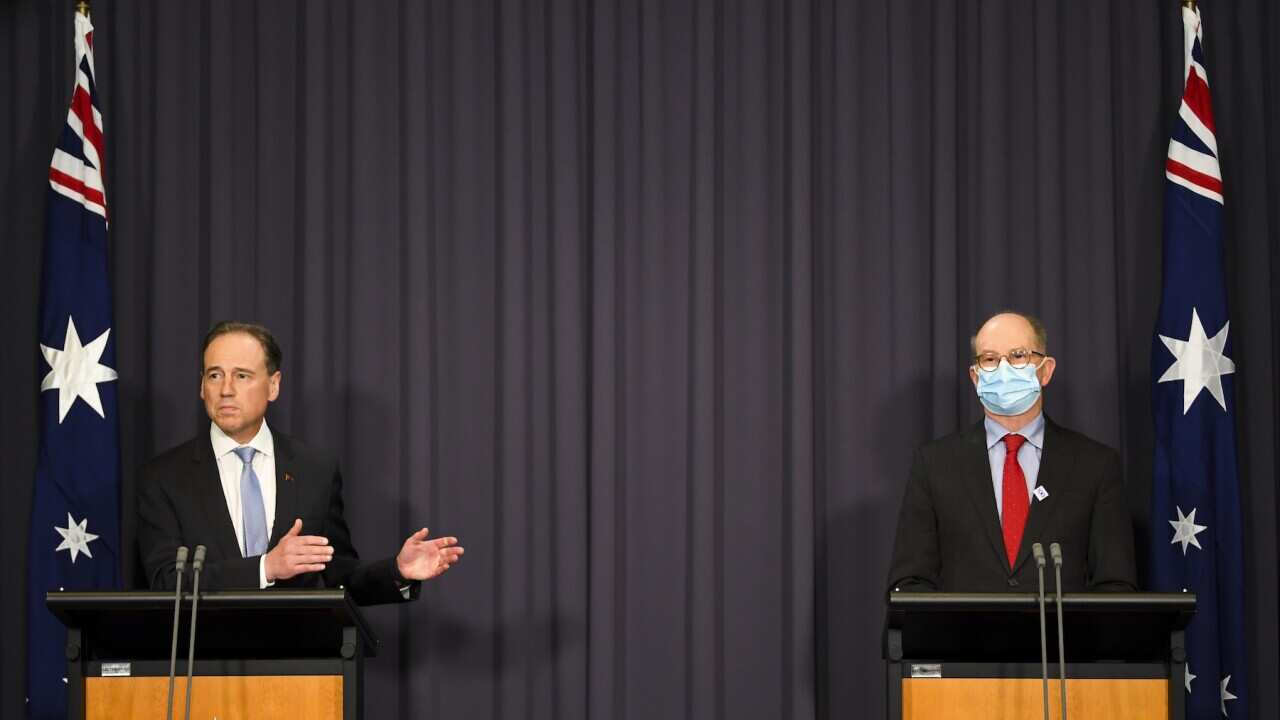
[1185,664,1195,693]
[1220,675,1237,716]
[39,317,118,423]
[1169,506,1208,555]
[1158,308,1235,414]
[54,513,99,563]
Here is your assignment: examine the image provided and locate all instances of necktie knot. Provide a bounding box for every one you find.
[1002,433,1027,454]
[233,446,256,465]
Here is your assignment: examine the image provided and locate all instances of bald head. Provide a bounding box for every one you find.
[968,311,1057,427]
[970,312,1047,358]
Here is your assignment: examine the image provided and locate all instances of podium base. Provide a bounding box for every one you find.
[85,675,343,720]
[902,678,1167,720]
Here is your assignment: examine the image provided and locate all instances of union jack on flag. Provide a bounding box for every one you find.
[1150,5,1247,719]
[47,17,108,222]
[1163,8,1222,205]
[27,11,121,719]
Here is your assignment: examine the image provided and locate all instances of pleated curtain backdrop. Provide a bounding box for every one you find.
[1,1,1277,719]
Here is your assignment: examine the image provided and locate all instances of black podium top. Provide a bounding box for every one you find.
[47,589,379,661]
[885,592,1195,663]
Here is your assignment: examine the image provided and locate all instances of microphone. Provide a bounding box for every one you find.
[1031,542,1049,720]
[183,545,206,720]
[165,546,188,720]
[1050,542,1067,720]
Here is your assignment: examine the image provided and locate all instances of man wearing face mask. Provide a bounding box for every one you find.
[886,311,1138,593]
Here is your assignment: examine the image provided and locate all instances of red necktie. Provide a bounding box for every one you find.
[1001,434,1030,569]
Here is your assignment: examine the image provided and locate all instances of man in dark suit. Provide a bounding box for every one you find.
[137,321,464,605]
[887,312,1137,593]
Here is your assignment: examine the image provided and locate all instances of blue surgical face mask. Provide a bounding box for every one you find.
[975,359,1042,416]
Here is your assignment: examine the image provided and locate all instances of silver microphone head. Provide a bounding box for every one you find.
[1049,542,1063,566]
[1031,542,1046,567]
[175,546,189,572]
[192,545,207,571]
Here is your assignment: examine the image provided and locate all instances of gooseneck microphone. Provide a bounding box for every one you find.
[1031,543,1050,720]
[165,546,189,720]
[1050,542,1067,720]
[183,545,206,720]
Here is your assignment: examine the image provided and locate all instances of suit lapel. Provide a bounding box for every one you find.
[959,422,1009,570]
[1010,417,1072,574]
[190,434,244,558]
[270,433,299,547]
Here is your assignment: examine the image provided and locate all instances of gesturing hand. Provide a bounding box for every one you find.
[264,519,334,582]
[396,528,464,581]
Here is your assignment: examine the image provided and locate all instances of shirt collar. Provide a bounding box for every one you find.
[984,412,1045,451]
[209,419,275,459]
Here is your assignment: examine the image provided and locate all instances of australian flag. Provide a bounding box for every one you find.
[1150,5,1247,719]
[27,11,121,719]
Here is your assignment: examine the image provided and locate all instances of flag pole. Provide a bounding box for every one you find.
[75,0,89,16]
[1181,0,1196,10]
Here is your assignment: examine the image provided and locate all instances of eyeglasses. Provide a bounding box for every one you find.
[972,348,1046,373]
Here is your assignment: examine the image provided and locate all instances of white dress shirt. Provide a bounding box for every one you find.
[209,420,277,588]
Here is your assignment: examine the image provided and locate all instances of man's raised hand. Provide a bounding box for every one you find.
[396,528,464,581]
[264,518,334,582]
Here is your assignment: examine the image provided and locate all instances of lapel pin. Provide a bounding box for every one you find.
[284,472,293,483]
[1033,486,1049,502]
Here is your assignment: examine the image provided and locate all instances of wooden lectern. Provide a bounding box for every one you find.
[47,589,378,720]
[884,592,1195,720]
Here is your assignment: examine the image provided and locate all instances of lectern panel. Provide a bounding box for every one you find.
[902,678,1168,720]
[84,675,343,720]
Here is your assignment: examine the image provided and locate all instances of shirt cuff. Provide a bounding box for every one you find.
[391,560,413,599]
[259,556,274,589]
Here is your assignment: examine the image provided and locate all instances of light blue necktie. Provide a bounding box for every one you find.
[233,446,268,557]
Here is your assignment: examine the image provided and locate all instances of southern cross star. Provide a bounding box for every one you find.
[55,513,99,563]
[1158,308,1235,414]
[1220,675,1237,716]
[39,316,118,423]
[1169,506,1208,555]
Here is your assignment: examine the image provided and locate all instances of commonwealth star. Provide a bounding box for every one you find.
[39,316,118,423]
[1158,308,1235,414]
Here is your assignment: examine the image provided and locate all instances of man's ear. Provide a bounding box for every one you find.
[968,366,979,387]
[1037,357,1057,387]
[268,371,282,402]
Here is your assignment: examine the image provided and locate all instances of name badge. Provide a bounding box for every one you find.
[1033,486,1049,502]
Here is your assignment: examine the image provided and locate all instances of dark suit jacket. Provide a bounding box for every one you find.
[137,429,418,606]
[886,417,1138,594]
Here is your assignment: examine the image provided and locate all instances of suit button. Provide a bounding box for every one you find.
[1007,578,1019,588]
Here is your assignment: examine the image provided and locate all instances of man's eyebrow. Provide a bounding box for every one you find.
[203,365,258,375]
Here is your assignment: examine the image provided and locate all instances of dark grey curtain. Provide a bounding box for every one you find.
[2,1,1277,718]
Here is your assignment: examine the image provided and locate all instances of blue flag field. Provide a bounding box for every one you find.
[1150,6,1248,719]
[26,11,122,719]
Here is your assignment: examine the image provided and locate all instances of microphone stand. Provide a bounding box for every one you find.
[183,545,206,720]
[165,546,188,720]
[1050,542,1067,720]
[1031,543,1049,720]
